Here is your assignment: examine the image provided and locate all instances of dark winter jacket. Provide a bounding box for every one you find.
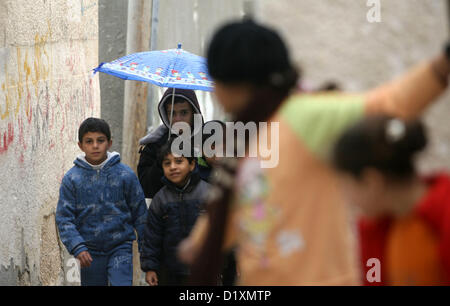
[56,152,148,257]
[197,157,212,181]
[140,172,210,275]
[137,88,203,198]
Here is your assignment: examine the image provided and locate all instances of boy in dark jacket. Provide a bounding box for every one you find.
[137,88,203,199]
[140,137,210,286]
[56,118,148,286]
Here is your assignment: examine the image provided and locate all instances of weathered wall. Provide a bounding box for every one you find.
[258,0,450,173]
[99,0,127,155]
[0,0,100,285]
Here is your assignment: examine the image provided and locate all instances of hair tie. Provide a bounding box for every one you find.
[386,119,406,142]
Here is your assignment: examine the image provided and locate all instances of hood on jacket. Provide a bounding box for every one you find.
[74,151,121,170]
[158,88,203,136]
[139,124,169,146]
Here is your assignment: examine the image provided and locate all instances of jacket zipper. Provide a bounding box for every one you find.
[179,191,186,234]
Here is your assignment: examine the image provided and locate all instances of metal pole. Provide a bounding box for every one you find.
[123,0,151,171]
[123,0,152,286]
[150,0,160,52]
[146,0,160,133]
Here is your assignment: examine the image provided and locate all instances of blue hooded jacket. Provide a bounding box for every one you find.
[56,152,148,257]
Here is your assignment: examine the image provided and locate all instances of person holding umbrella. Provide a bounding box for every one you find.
[137,88,204,199]
[179,19,450,285]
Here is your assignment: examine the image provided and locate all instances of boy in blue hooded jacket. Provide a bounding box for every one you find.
[56,117,148,286]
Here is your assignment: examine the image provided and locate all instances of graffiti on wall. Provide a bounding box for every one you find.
[0,23,98,171]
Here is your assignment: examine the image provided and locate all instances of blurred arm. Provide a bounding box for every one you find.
[179,210,238,265]
[365,54,449,119]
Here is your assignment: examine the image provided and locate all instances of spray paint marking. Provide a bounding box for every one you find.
[0,122,14,154]
[1,19,99,161]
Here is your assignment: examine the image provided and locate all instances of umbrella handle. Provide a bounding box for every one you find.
[168,43,182,140]
[168,87,176,140]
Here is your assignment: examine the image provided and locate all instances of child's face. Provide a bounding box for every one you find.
[162,153,195,186]
[213,81,252,115]
[338,170,386,218]
[165,101,194,127]
[78,131,112,165]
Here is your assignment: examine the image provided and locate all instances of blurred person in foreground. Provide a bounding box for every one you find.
[178,19,450,285]
[333,115,450,285]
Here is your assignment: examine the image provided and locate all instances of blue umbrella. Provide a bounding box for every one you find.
[93,44,213,139]
[93,43,214,92]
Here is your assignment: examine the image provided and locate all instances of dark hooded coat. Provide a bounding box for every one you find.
[137,88,203,198]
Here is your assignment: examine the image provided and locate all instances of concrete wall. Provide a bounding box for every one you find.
[99,0,127,155]
[0,0,100,285]
[257,0,450,173]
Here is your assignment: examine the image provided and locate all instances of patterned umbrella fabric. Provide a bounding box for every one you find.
[93,44,214,92]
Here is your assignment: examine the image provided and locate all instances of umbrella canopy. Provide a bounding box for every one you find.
[93,44,214,92]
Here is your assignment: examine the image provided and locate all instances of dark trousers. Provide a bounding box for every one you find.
[80,242,133,286]
[158,266,188,286]
[221,251,237,286]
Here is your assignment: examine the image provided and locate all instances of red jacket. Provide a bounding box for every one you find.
[359,173,450,286]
